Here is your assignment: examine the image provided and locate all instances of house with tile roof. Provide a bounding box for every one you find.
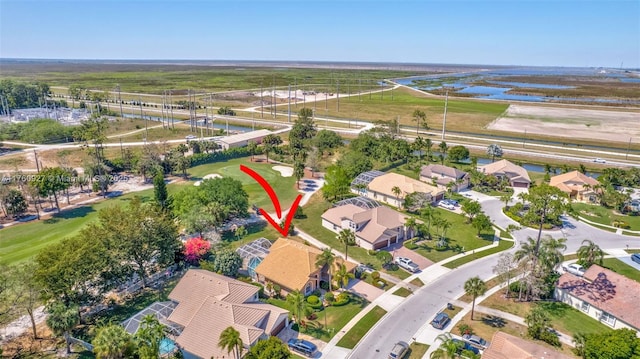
[166,269,289,359]
[482,331,574,359]
[478,159,531,188]
[555,264,640,334]
[419,164,469,191]
[549,170,600,203]
[321,204,416,250]
[363,172,445,208]
[254,238,357,296]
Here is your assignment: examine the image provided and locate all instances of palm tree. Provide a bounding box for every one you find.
[219,326,243,359]
[92,324,134,359]
[391,186,402,207]
[577,239,604,268]
[430,333,459,359]
[46,303,79,355]
[514,237,537,300]
[412,109,426,135]
[414,136,425,165]
[315,248,336,292]
[464,276,488,320]
[333,263,355,289]
[337,229,355,261]
[438,141,448,160]
[247,140,258,161]
[286,290,308,325]
[539,236,567,273]
[420,206,434,239]
[404,217,419,239]
[439,219,451,242]
[135,314,166,359]
[424,138,433,163]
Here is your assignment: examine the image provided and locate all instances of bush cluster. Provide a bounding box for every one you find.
[332,292,350,306]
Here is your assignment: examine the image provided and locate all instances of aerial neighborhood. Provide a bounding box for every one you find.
[1,2,640,359]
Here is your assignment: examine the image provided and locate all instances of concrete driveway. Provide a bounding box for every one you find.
[278,325,325,358]
[345,279,385,302]
[389,244,434,270]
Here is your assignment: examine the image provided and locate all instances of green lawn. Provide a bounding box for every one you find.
[410,278,424,287]
[266,293,368,342]
[602,258,640,282]
[336,306,387,349]
[408,342,429,359]
[443,240,514,269]
[393,287,413,297]
[572,202,640,231]
[0,156,300,265]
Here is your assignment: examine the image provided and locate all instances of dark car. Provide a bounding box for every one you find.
[453,339,480,354]
[288,338,317,356]
[388,341,409,359]
[431,312,451,329]
[632,253,640,265]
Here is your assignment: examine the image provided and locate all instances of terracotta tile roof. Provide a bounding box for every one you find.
[255,238,356,291]
[549,170,599,194]
[420,164,468,181]
[322,204,410,245]
[168,269,258,326]
[478,159,531,184]
[556,264,640,330]
[166,269,289,359]
[482,331,573,359]
[367,172,445,198]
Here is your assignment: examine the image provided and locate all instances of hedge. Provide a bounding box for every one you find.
[189,147,251,167]
[332,293,351,306]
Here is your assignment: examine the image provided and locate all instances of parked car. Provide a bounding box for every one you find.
[463,334,489,349]
[631,253,640,265]
[395,257,420,273]
[388,341,409,359]
[431,312,451,329]
[438,201,455,210]
[287,339,317,356]
[453,339,480,354]
[562,263,586,276]
[593,158,606,163]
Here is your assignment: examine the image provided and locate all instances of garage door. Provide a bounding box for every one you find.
[373,241,387,250]
[390,236,397,244]
[512,181,529,188]
[270,318,286,335]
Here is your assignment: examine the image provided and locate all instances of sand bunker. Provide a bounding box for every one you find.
[272,166,293,177]
[488,105,640,143]
[194,173,223,186]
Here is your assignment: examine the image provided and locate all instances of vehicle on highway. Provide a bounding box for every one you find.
[463,334,489,349]
[562,263,586,276]
[388,341,409,359]
[287,338,317,356]
[453,339,480,354]
[185,135,197,140]
[438,200,456,210]
[395,257,420,273]
[431,312,451,329]
[593,158,606,163]
[632,253,640,265]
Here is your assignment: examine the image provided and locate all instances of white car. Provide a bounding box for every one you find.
[395,257,420,273]
[185,135,197,140]
[593,158,606,164]
[563,263,586,276]
[438,201,455,210]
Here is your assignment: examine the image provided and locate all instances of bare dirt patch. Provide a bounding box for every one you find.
[488,104,640,143]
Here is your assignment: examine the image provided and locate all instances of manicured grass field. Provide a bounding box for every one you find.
[602,258,640,282]
[393,287,413,297]
[266,293,368,342]
[408,342,429,358]
[0,157,299,265]
[443,240,514,269]
[572,202,640,231]
[336,306,387,349]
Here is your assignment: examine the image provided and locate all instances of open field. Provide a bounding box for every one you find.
[489,105,640,144]
[1,62,424,93]
[336,305,387,349]
[0,157,300,265]
[443,240,514,269]
[572,203,640,231]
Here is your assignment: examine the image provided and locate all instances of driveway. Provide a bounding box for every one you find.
[278,325,325,358]
[388,244,434,270]
[344,279,385,302]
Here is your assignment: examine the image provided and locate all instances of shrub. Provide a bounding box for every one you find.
[319,281,329,290]
[367,249,377,256]
[333,292,350,306]
[306,313,317,320]
[371,271,381,281]
[360,272,368,280]
[404,240,418,250]
[376,279,387,288]
[458,323,475,336]
[307,295,320,305]
[540,330,561,347]
[509,280,524,295]
[324,292,335,304]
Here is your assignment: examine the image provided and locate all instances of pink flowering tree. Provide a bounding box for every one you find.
[183,237,211,264]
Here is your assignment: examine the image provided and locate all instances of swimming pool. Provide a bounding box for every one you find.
[159,338,178,356]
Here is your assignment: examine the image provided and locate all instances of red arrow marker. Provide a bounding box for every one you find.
[240,165,302,237]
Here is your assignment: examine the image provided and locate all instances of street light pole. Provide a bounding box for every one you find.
[441,88,448,140]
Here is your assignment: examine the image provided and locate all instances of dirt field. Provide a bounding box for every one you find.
[488,104,640,143]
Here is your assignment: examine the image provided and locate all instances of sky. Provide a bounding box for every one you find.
[0,0,638,68]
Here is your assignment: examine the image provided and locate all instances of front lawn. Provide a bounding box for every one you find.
[266,293,368,342]
[408,342,429,359]
[393,287,413,297]
[572,202,640,231]
[336,306,387,349]
[602,258,640,282]
[443,240,514,269]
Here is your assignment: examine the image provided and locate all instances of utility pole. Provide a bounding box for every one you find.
[120,137,124,160]
[359,78,362,101]
[116,85,124,119]
[170,90,175,129]
[260,83,264,118]
[288,84,291,123]
[161,90,166,129]
[523,129,527,148]
[336,79,340,112]
[272,75,276,119]
[34,150,40,173]
[441,88,448,140]
[627,137,632,160]
[380,81,384,100]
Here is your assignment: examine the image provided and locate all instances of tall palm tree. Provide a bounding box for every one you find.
[514,237,538,301]
[577,239,604,268]
[391,186,402,208]
[337,229,355,260]
[414,136,425,165]
[412,109,426,135]
[333,263,355,289]
[404,217,419,239]
[286,290,308,324]
[46,303,79,355]
[440,219,451,242]
[315,248,336,291]
[92,324,134,359]
[438,141,448,161]
[464,276,488,320]
[539,236,567,272]
[135,314,166,359]
[218,326,243,359]
[420,206,434,239]
[424,138,433,163]
[430,333,459,359]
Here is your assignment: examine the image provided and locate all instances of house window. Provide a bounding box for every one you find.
[581,302,590,313]
[305,283,312,294]
[601,312,616,326]
[333,225,337,230]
